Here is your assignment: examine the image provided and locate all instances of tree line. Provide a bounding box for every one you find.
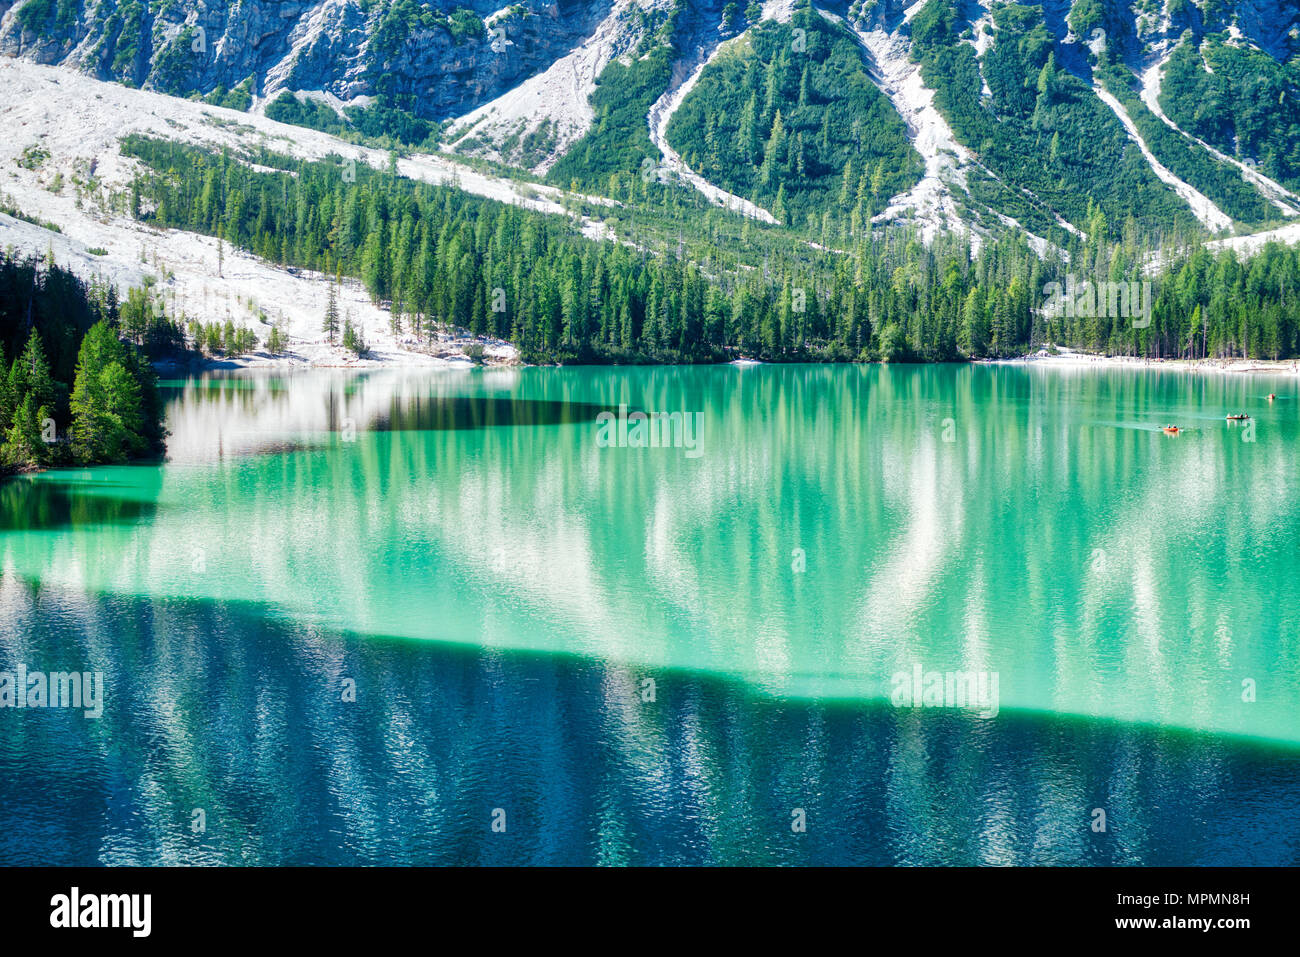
[119,132,1300,365]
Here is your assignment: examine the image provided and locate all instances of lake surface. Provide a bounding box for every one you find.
[1,363,1298,865]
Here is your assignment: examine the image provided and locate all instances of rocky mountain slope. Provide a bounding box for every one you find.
[0,1,616,117]
[2,0,1299,247]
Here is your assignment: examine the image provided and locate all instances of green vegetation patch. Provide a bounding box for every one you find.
[0,252,168,472]
[1159,37,1300,193]
[665,1,923,230]
[265,91,439,149]
[16,0,81,36]
[546,44,676,197]
[910,0,1200,243]
[1096,56,1274,227]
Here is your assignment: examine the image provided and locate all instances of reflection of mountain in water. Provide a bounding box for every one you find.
[161,369,533,463]
[3,365,1300,746]
[0,584,1297,866]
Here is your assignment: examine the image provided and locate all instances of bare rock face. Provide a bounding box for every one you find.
[0,0,617,120]
[833,0,1298,64]
[1213,0,1300,58]
[0,0,1294,125]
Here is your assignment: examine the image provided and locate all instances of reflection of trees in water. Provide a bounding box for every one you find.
[21,364,1294,736]
[375,396,619,432]
[168,370,622,434]
[1,365,1297,738]
[0,478,159,532]
[0,587,1295,865]
[2,366,1298,863]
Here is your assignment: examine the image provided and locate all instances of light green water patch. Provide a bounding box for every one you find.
[2,364,1297,743]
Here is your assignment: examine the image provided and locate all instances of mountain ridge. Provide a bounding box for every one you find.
[4,0,1300,246]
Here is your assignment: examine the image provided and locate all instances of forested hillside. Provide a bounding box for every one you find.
[1159,37,1300,194]
[1095,55,1275,227]
[6,0,1300,246]
[909,0,1201,245]
[118,134,1300,365]
[5,0,1300,382]
[546,41,677,198]
[665,4,922,232]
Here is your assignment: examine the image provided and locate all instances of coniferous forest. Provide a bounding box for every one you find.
[119,133,1300,365]
[664,9,924,230]
[0,251,168,474]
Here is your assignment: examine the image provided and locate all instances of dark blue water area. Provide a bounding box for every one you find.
[1,582,1297,866]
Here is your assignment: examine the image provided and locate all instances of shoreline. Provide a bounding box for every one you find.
[158,351,1300,374]
[997,349,1300,378]
[149,335,521,373]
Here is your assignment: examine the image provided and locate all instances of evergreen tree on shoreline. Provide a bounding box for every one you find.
[69,322,156,465]
[3,392,51,468]
[1,252,168,474]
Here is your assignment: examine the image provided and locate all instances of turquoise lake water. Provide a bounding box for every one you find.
[1,363,1297,864]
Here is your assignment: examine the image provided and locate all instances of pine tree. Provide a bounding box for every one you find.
[341,317,367,356]
[961,287,989,356]
[761,111,786,186]
[100,361,143,449]
[8,331,57,416]
[0,357,13,436]
[323,282,340,344]
[991,292,1014,357]
[738,91,760,163]
[70,322,147,465]
[772,184,788,226]
[266,324,287,355]
[1,393,49,468]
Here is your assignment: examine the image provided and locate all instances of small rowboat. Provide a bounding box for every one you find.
[1226,414,1250,420]
[1162,425,1180,434]
[1267,394,1277,401]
